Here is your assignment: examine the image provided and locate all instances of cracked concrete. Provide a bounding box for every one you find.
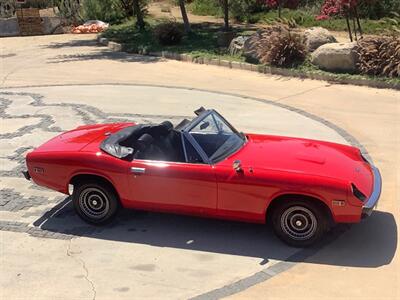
[67,239,97,300]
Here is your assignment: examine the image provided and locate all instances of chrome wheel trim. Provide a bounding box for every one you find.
[280,206,317,241]
[79,187,110,220]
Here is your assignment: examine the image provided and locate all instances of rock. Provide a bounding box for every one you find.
[217,31,236,47]
[0,17,19,37]
[42,17,63,35]
[108,41,122,52]
[0,0,15,18]
[304,27,337,52]
[311,42,358,73]
[228,36,249,56]
[242,29,264,63]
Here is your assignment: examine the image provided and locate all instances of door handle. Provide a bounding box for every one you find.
[131,167,146,175]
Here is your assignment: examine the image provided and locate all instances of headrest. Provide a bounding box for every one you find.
[160,121,173,131]
[136,133,154,151]
[150,121,173,136]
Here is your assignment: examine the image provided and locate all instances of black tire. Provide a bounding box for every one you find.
[271,200,328,247]
[72,181,119,225]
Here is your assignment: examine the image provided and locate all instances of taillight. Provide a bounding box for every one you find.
[351,183,366,201]
[360,152,370,164]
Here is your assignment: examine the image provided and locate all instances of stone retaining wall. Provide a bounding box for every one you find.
[0,17,19,37]
[0,16,63,37]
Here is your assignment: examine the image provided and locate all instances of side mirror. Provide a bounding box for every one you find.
[233,160,242,172]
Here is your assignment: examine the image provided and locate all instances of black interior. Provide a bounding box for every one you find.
[115,121,185,162]
[190,133,230,158]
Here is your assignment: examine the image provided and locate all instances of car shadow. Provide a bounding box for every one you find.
[34,197,397,268]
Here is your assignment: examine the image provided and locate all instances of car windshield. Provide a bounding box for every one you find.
[186,111,245,163]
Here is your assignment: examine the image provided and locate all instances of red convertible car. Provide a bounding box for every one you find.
[23,108,381,246]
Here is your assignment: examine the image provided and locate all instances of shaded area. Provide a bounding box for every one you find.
[35,198,397,268]
[38,36,162,64]
[0,53,17,59]
[48,49,162,64]
[40,38,99,49]
[102,21,250,61]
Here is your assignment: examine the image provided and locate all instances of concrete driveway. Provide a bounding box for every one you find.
[0,34,398,300]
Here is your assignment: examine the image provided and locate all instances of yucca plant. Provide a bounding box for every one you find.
[356,36,400,77]
[255,25,306,67]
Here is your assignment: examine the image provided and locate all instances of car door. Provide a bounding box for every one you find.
[127,158,217,216]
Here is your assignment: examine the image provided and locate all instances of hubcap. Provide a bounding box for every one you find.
[79,187,110,220]
[280,206,317,241]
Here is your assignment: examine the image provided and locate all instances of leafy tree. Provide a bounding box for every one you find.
[317,0,363,41]
[265,0,300,18]
[133,0,145,29]
[178,0,191,33]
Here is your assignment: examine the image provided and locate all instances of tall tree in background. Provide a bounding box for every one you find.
[133,0,145,30]
[222,0,229,30]
[119,0,134,17]
[178,0,191,33]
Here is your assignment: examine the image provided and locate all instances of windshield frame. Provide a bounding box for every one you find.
[180,109,246,164]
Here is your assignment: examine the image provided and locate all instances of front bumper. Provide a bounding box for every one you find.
[361,166,382,218]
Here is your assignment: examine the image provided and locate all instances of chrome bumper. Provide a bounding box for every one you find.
[362,166,382,218]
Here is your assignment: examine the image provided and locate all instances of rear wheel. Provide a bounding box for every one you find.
[271,200,328,247]
[73,181,119,225]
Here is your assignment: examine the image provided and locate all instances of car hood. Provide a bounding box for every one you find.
[226,134,373,196]
[34,123,134,153]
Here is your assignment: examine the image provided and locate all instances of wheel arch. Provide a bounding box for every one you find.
[265,193,334,226]
[69,173,120,202]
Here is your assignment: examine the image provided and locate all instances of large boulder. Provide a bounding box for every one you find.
[0,17,19,37]
[42,17,63,34]
[311,42,358,73]
[228,36,249,56]
[304,27,337,52]
[242,29,264,63]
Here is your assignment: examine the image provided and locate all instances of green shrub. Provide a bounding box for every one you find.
[356,36,400,77]
[358,0,400,20]
[153,22,184,45]
[81,0,125,24]
[230,0,267,21]
[255,25,306,67]
[20,0,53,8]
[190,0,222,16]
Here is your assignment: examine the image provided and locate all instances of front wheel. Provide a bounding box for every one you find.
[271,200,327,247]
[73,181,119,225]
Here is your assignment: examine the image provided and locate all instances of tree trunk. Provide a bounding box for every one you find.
[345,13,353,42]
[178,0,190,33]
[278,1,282,18]
[354,6,363,37]
[133,0,144,30]
[223,0,229,31]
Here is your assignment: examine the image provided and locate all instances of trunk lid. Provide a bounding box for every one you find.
[34,123,133,153]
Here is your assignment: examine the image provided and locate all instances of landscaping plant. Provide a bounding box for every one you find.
[81,0,124,24]
[356,36,400,77]
[154,21,184,45]
[53,0,82,25]
[255,25,306,67]
[317,0,362,41]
